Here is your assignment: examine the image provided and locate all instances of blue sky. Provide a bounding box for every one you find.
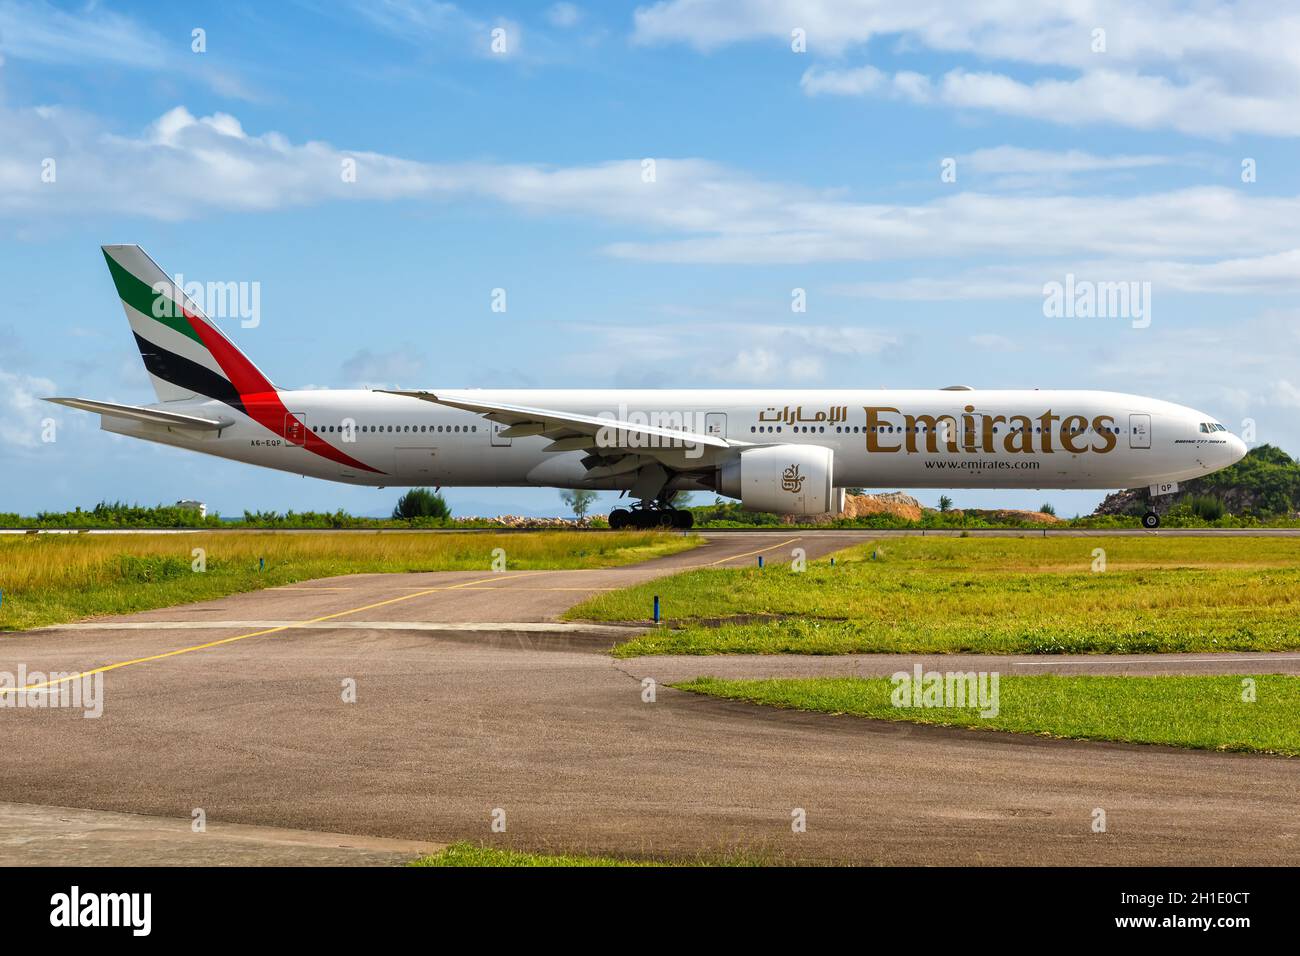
[3,0,1299,518]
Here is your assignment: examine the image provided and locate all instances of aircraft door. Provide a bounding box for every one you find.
[1129,413,1151,449]
[705,412,727,439]
[284,413,307,446]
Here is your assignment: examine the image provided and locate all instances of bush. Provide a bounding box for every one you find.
[559,489,599,519]
[1186,494,1225,521]
[392,488,451,520]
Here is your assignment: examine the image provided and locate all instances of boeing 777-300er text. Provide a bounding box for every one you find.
[49,246,1248,529]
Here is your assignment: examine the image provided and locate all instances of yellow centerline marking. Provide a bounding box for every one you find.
[450,586,620,591]
[706,537,800,566]
[1,571,550,694]
[266,587,355,591]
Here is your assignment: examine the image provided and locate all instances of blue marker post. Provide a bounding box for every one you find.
[259,557,265,572]
[758,555,764,569]
[830,557,835,567]
[653,595,660,625]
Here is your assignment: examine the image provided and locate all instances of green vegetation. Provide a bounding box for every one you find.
[0,499,601,530]
[675,446,1300,529]
[409,841,765,867]
[676,675,1300,756]
[1158,444,1300,517]
[566,536,1300,656]
[391,488,451,520]
[0,531,699,631]
[681,498,1300,531]
[559,489,599,519]
[1184,494,1225,522]
[411,842,654,867]
[8,446,1300,531]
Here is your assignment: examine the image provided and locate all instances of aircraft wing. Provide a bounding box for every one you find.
[45,397,233,431]
[378,390,733,454]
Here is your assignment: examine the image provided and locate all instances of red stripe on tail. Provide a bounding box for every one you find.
[183,309,384,475]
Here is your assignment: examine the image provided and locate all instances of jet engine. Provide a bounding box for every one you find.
[717,444,834,515]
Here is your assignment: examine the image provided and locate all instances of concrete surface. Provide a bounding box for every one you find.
[0,531,1295,866]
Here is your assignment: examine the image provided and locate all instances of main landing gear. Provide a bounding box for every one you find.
[608,502,694,530]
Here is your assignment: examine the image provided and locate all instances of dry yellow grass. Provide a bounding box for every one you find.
[0,531,699,630]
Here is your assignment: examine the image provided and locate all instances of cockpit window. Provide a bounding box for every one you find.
[1200,422,1227,433]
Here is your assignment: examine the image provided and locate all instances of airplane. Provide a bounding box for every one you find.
[47,245,1248,530]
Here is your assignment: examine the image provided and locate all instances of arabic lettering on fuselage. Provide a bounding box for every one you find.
[758,405,849,425]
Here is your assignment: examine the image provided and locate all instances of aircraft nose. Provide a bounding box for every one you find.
[1227,432,1248,464]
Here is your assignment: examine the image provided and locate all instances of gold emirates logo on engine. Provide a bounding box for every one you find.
[781,464,806,492]
[864,405,1119,455]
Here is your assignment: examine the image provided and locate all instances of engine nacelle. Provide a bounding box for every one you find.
[718,444,834,515]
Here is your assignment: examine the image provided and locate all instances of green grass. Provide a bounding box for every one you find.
[410,842,659,867]
[410,842,768,867]
[564,536,1300,656]
[677,675,1300,755]
[0,531,699,631]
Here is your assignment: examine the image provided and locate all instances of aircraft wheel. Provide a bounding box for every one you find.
[674,510,694,530]
[608,509,630,530]
[1142,511,1160,529]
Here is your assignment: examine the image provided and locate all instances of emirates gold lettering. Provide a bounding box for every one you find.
[863,406,1120,455]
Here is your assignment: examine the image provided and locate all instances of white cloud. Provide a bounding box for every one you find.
[634,0,1300,137]
[800,64,884,96]
[1268,380,1300,408]
[933,69,1297,138]
[0,0,160,67]
[959,147,1172,177]
[803,64,1300,137]
[6,105,1300,289]
[350,0,524,58]
[0,0,256,98]
[1084,311,1300,409]
[563,321,899,386]
[0,369,57,450]
[837,250,1300,301]
[546,3,582,28]
[339,347,427,388]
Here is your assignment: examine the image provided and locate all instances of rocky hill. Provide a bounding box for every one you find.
[1094,444,1300,517]
[841,491,924,522]
[792,492,1061,525]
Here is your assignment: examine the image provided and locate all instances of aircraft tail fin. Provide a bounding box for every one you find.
[101,244,275,409]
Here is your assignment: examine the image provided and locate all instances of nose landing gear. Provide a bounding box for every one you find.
[1141,511,1160,529]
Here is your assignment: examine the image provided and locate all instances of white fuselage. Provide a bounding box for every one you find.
[100,388,1247,494]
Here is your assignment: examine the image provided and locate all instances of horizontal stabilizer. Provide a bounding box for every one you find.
[45,397,232,431]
